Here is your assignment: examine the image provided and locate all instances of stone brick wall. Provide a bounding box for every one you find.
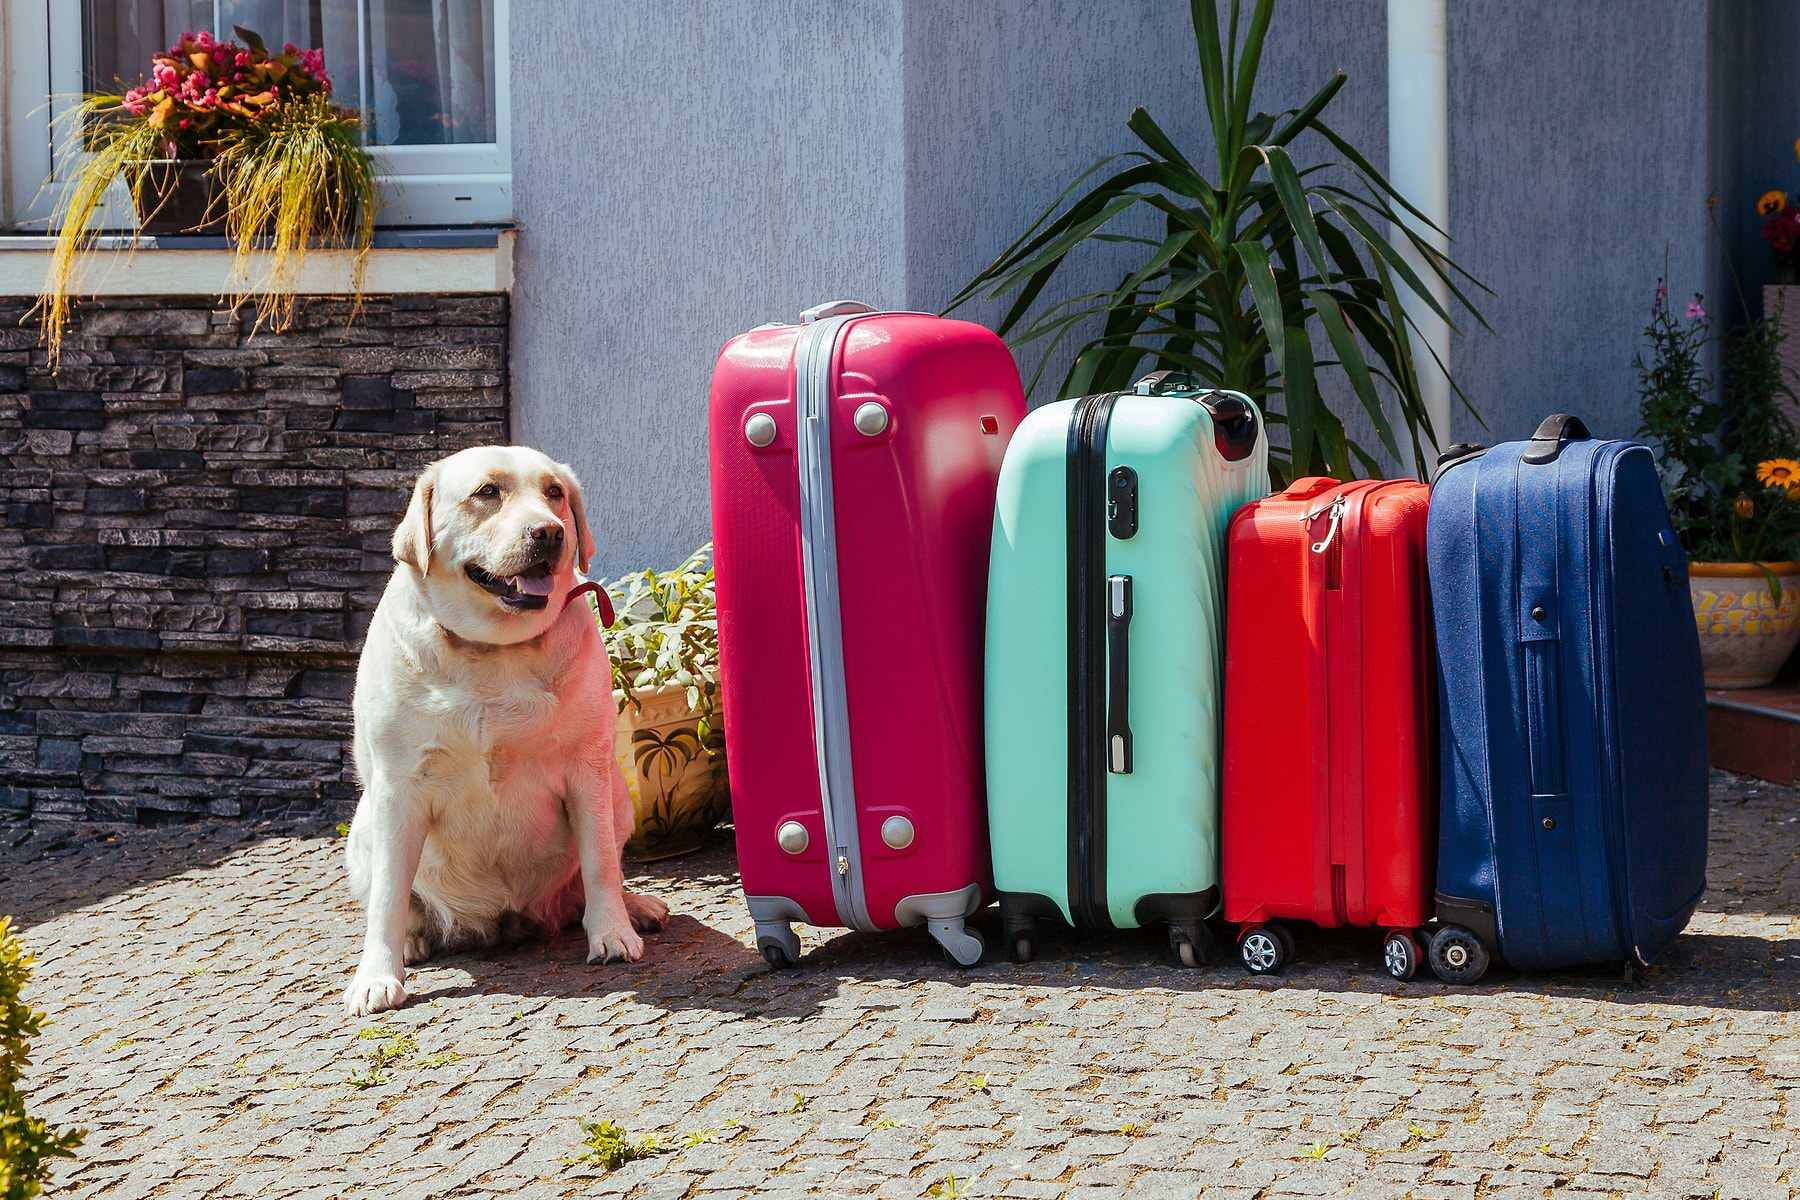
[0,293,508,824]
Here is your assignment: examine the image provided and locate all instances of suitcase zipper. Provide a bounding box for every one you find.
[1066,389,1120,930]
[794,311,878,932]
[1309,495,1347,591]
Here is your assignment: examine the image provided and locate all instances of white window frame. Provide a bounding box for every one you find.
[3,0,510,230]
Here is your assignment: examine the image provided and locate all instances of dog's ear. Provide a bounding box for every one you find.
[560,464,594,573]
[393,464,438,572]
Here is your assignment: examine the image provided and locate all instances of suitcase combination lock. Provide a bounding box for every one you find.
[1107,467,1138,539]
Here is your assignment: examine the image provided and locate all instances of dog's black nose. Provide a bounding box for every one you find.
[528,523,564,554]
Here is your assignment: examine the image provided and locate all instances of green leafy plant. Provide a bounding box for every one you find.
[568,1120,661,1171]
[947,0,1487,482]
[36,26,374,364]
[600,544,719,728]
[343,1027,422,1088]
[2,917,85,1200]
[926,1173,965,1199]
[1637,280,1800,581]
[566,1118,745,1171]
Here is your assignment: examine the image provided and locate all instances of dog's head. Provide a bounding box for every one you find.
[391,446,594,645]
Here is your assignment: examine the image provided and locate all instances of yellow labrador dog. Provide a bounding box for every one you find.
[342,446,668,1017]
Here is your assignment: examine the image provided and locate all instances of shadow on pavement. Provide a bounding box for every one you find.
[0,815,334,931]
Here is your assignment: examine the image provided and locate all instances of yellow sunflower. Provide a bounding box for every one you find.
[1760,189,1789,217]
[1737,493,1756,519]
[1757,458,1800,492]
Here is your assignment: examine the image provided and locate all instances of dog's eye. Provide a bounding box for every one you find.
[474,483,500,499]
[544,484,564,502]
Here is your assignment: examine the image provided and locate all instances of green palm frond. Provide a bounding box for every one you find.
[946,0,1487,482]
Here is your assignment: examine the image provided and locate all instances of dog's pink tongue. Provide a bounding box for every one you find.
[511,573,555,597]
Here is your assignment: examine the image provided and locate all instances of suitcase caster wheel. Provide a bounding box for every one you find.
[1428,925,1490,985]
[1169,923,1212,969]
[1382,930,1422,981]
[1238,925,1288,976]
[755,922,801,970]
[1270,922,1296,964]
[1011,934,1034,964]
[930,920,984,969]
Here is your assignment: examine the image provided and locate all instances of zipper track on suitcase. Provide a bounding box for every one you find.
[794,312,876,932]
[1066,390,1120,930]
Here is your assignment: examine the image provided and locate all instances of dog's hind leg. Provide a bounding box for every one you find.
[404,895,437,966]
[623,891,669,932]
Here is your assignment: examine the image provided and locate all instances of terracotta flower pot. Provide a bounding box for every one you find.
[1689,561,1800,689]
[128,159,224,234]
[613,683,729,862]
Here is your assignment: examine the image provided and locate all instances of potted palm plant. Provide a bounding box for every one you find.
[1640,280,1800,688]
[37,26,375,363]
[597,545,729,862]
[947,0,1487,482]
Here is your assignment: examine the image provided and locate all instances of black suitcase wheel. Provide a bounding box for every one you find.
[1238,925,1288,976]
[1428,925,1490,984]
[1169,923,1212,969]
[757,923,801,970]
[1011,933,1035,964]
[1382,930,1422,981]
[1270,921,1296,964]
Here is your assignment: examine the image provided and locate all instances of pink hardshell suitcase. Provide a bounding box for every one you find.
[709,300,1024,967]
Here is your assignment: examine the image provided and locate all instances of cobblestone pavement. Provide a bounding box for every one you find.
[4,771,1797,1199]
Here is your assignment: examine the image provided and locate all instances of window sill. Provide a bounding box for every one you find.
[0,226,514,297]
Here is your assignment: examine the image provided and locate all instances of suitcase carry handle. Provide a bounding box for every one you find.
[801,300,876,324]
[1521,414,1592,465]
[1203,394,1260,462]
[1432,441,1487,484]
[1106,574,1133,774]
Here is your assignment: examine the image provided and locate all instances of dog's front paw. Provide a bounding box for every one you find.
[404,933,433,966]
[585,922,645,965]
[624,890,670,933]
[343,970,409,1017]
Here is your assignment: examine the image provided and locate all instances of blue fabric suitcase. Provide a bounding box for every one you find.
[1426,414,1709,983]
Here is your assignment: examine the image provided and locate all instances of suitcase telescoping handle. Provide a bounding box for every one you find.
[801,300,876,324]
[1520,413,1592,465]
[1107,574,1133,774]
[1134,369,1202,395]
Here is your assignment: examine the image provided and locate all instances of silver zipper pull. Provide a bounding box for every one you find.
[835,854,850,876]
[1310,496,1346,554]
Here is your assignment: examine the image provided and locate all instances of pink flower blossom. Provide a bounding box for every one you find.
[1687,298,1706,321]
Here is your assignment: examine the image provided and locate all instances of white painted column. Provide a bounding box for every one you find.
[1387,0,1451,460]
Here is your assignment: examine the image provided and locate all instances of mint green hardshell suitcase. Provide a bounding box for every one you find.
[984,372,1269,965]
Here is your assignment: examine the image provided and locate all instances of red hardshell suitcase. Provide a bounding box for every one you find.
[709,300,1024,968]
[1221,477,1437,979]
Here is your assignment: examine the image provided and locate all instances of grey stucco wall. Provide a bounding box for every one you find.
[1449,0,1715,447]
[512,1,1733,575]
[508,1,906,576]
[1716,0,1800,321]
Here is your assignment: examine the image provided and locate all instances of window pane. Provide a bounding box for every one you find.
[80,0,498,147]
[82,2,214,95]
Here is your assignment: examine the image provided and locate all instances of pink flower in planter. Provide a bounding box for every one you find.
[1686,298,1706,321]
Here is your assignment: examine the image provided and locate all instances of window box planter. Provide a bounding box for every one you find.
[129,159,223,234]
